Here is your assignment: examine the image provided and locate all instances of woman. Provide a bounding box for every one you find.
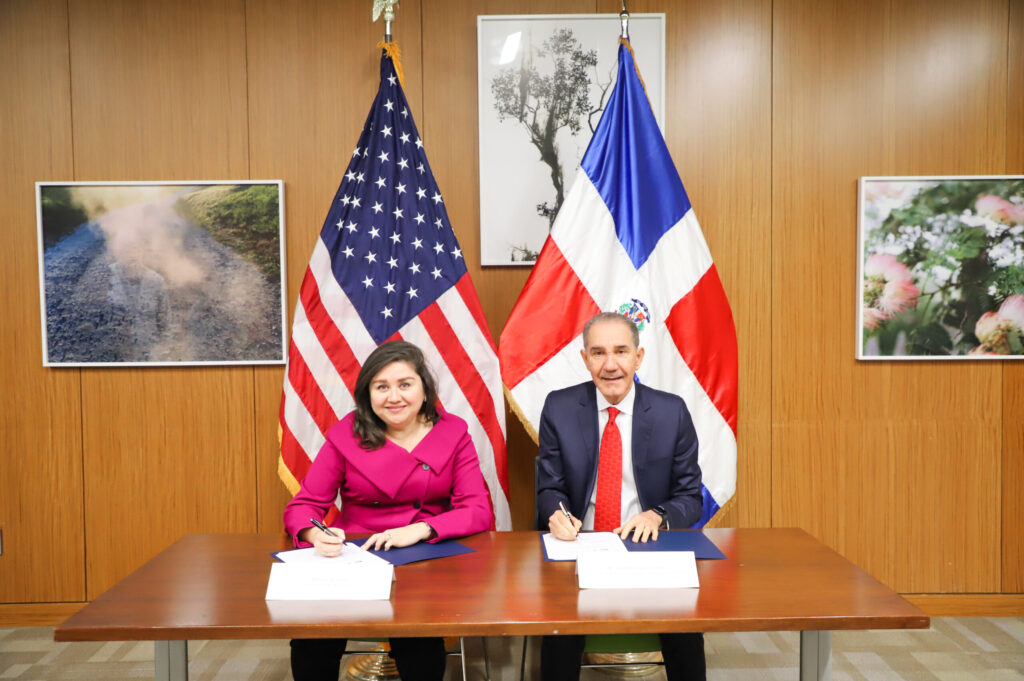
[284,340,493,681]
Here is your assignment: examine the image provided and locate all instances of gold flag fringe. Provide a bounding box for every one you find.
[504,384,539,445]
[619,38,652,108]
[277,422,301,497]
[377,40,405,89]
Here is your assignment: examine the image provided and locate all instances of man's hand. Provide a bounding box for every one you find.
[548,509,582,540]
[615,510,662,543]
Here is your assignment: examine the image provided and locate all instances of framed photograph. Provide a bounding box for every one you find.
[857,175,1024,359]
[36,181,287,366]
[477,13,665,266]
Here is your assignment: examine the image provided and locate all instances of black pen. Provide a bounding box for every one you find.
[309,517,338,538]
[558,501,578,541]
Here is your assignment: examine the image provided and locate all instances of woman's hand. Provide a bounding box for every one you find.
[361,522,434,551]
[299,526,346,557]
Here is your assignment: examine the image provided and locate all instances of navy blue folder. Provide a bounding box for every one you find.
[364,539,475,566]
[621,530,725,559]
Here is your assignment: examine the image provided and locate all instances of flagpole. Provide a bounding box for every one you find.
[620,0,629,40]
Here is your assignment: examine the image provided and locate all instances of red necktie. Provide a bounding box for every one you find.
[594,407,622,531]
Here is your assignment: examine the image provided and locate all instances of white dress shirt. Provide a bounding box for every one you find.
[581,384,642,530]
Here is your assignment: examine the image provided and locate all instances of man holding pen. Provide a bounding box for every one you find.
[536,312,706,681]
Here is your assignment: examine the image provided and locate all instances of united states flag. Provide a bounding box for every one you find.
[499,43,737,526]
[279,50,511,530]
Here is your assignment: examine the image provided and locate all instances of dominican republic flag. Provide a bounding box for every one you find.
[499,43,737,527]
[279,48,510,530]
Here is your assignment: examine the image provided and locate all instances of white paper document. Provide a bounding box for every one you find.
[266,543,394,600]
[577,550,699,589]
[543,532,628,561]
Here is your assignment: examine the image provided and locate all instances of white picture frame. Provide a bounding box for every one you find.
[857,175,1024,360]
[477,13,666,266]
[36,180,288,366]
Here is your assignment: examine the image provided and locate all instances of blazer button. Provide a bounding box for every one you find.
[421,463,430,471]
[413,501,421,509]
[372,501,381,506]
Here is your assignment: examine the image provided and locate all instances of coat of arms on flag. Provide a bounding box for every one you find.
[499,39,738,527]
[279,42,511,530]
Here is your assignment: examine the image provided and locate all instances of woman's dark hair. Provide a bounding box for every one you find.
[352,341,440,450]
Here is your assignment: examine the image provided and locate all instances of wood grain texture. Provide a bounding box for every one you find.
[55,530,928,641]
[904,594,1024,617]
[1004,0,1024,595]
[0,603,85,628]
[772,0,1005,594]
[420,0,597,529]
[0,0,85,603]
[66,0,258,599]
[243,0,424,533]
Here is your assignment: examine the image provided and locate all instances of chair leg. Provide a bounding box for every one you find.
[459,637,468,681]
[481,637,491,681]
[518,636,529,681]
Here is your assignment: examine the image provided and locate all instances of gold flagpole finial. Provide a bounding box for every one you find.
[372,0,399,42]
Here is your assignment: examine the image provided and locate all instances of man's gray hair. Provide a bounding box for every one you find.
[582,312,640,349]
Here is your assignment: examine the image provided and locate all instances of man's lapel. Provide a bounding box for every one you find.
[578,383,599,466]
[631,383,652,471]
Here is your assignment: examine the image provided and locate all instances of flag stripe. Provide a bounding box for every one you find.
[500,239,600,389]
[290,300,353,419]
[300,269,363,396]
[418,301,508,493]
[286,343,337,437]
[665,264,739,435]
[454,275,498,355]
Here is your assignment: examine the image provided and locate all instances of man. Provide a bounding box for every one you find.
[536,311,705,681]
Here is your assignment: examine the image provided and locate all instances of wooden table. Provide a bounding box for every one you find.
[54,529,928,681]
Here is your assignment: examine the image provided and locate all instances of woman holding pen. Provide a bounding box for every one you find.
[283,340,493,681]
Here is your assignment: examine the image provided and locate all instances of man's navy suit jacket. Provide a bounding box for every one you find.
[535,381,703,531]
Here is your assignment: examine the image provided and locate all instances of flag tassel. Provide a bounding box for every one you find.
[376,41,406,89]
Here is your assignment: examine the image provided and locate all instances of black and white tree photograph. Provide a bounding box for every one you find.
[477,14,664,266]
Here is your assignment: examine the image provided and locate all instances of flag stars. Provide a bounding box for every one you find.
[351,197,361,208]
[415,137,423,149]
[414,212,425,225]
[412,237,423,250]
[343,246,355,258]
[345,221,358,233]
[451,247,462,259]
[396,182,407,195]
[433,242,445,254]
[416,187,427,200]
[336,218,345,230]
[389,232,401,244]
[345,170,357,182]
[398,158,410,170]
[381,125,393,139]
[368,226,381,239]
[393,207,404,219]
[372,202,384,214]
[431,267,443,280]
[364,252,377,264]
[384,99,394,112]
[384,282,397,294]
[352,146,362,157]
[362,276,374,288]
[409,263,421,274]
[401,107,409,118]
[432,192,443,204]
[387,74,397,86]
[381,306,393,319]
[378,151,390,163]
[386,256,399,269]
[340,195,351,206]
[375,176,387,189]
[435,218,444,228]
[356,172,365,183]
[417,163,425,174]
[406,288,418,299]
[400,132,410,144]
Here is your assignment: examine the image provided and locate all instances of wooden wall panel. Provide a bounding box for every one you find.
[773,0,1005,593]
[596,0,773,528]
[1004,0,1024,594]
[245,0,425,533]
[66,0,258,598]
[421,0,597,530]
[0,0,85,603]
